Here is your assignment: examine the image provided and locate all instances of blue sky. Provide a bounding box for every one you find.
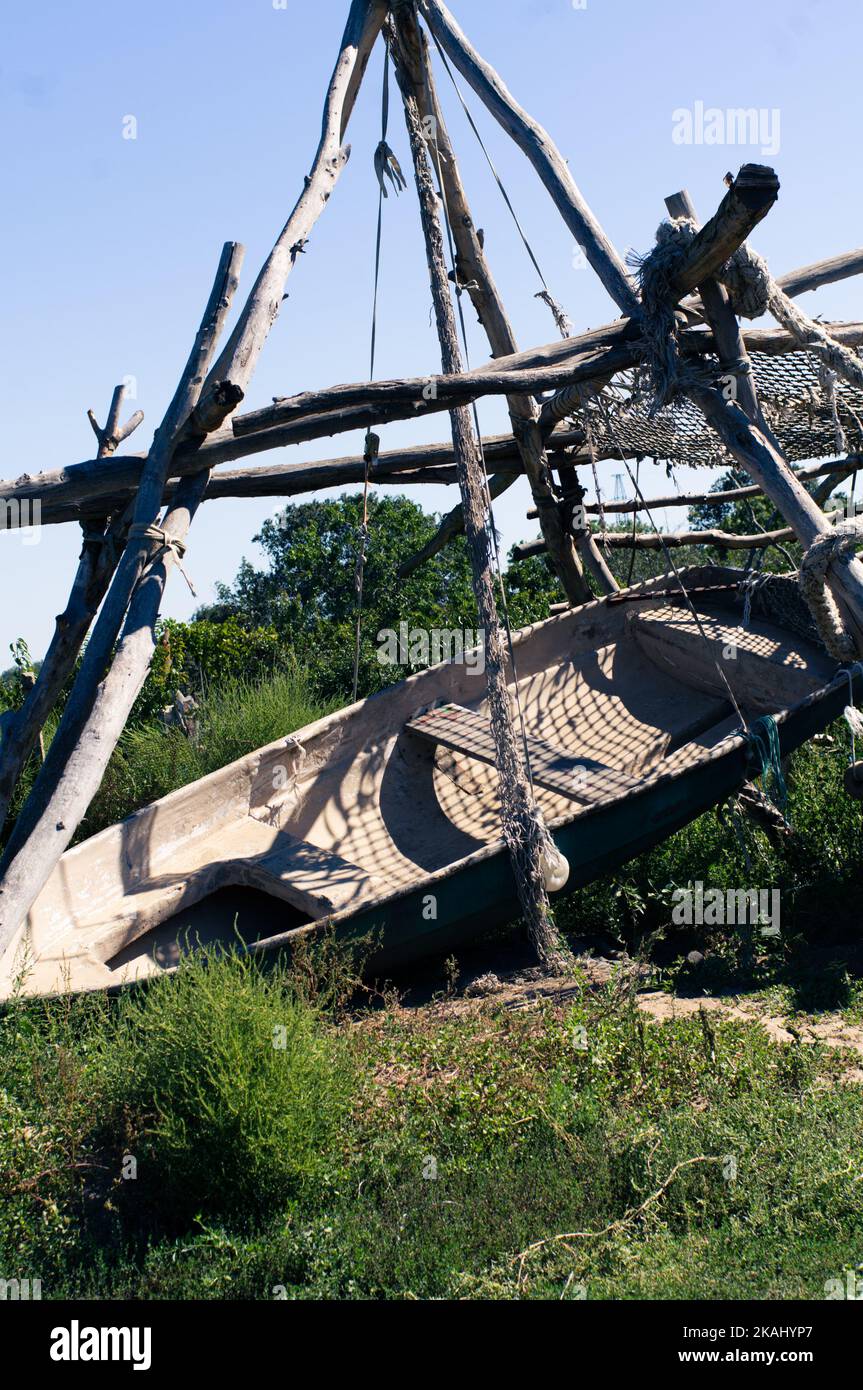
[2,0,861,658]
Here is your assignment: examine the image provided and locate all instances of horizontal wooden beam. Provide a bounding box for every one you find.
[512,515,841,560]
[682,245,863,324]
[4,320,862,525]
[4,428,587,527]
[231,351,632,438]
[526,457,861,519]
[776,247,863,299]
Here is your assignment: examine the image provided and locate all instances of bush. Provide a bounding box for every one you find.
[132,617,282,723]
[90,951,354,1227]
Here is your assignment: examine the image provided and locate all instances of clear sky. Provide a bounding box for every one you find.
[2,0,861,659]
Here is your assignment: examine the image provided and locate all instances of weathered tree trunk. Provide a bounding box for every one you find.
[0,244,245,942]
[231,351,640,437]
[0,385,144,833]
[526,458,860,520]
[390,3,567,972]
[193,0,388,428]
[667,165,780,299]
[391,12,590,601]
[658,185,863,653]
[513,518,839,559]
[418,0,638,315]
[6,315,863,526]
[665,188,763,429]
[0,4,387,946]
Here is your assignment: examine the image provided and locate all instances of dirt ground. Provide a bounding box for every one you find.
[383,933,863,1082]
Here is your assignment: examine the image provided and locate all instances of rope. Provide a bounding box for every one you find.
[629,218,712,410]
[740,570,768,630]
[818,362,848,456]
[128,522,196,596]
[595,394,749,732]
[575,391,612,566]
[427,28,572,340]
[841,661,863,764]
[721,243,771,319]
[423,96,568,966]
[746,714,787,811]
[722,239,863,392]
[425,116,539,793]
[352,41,401,705]
[797,516,863,662]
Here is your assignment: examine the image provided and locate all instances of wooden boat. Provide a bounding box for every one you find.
[0,564,854,1000]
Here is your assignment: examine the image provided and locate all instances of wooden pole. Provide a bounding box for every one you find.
[191,0,388,432]
[0,15,388,939]
[667,166,780,299]
[376,9,589,601]
[656,184,863,650]
[0,386,145,834]
[417,0,638,315]
[389,2,566,972]
[526,458,860,520]
[231,351,638,438]
[0,244,245,929]
[665,188,763,428]
[682,245,863,322]
[6,316,862,526]
[776,247,863,299]
[512,517,840,560]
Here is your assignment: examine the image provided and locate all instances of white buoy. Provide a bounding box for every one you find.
[540,842,570,893]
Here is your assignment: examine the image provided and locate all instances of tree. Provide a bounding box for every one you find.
[197,494,488,699]
[687,468,799,571]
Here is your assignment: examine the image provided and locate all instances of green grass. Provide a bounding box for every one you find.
[86,666,332,841]
[1,652,862,1300]
[2,946,862,1301]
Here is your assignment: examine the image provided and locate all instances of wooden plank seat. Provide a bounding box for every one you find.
[407,703,642,806]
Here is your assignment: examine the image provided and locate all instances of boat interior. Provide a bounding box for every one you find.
[0,568,838,999]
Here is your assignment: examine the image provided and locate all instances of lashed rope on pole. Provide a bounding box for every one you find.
[389,4,570,973]
[798,516,863,661]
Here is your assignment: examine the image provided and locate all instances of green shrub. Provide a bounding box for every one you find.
[91,951,354,1227]
[132,617,282,723]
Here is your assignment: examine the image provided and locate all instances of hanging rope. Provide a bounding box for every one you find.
[352,41,402,705]
[424,116,541,793]
[740,571,768,629]
[797,515,863,663]
[746,714,788,811]
[842,662,863,763]
[421,97,570,967]
[427,28,573,340]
